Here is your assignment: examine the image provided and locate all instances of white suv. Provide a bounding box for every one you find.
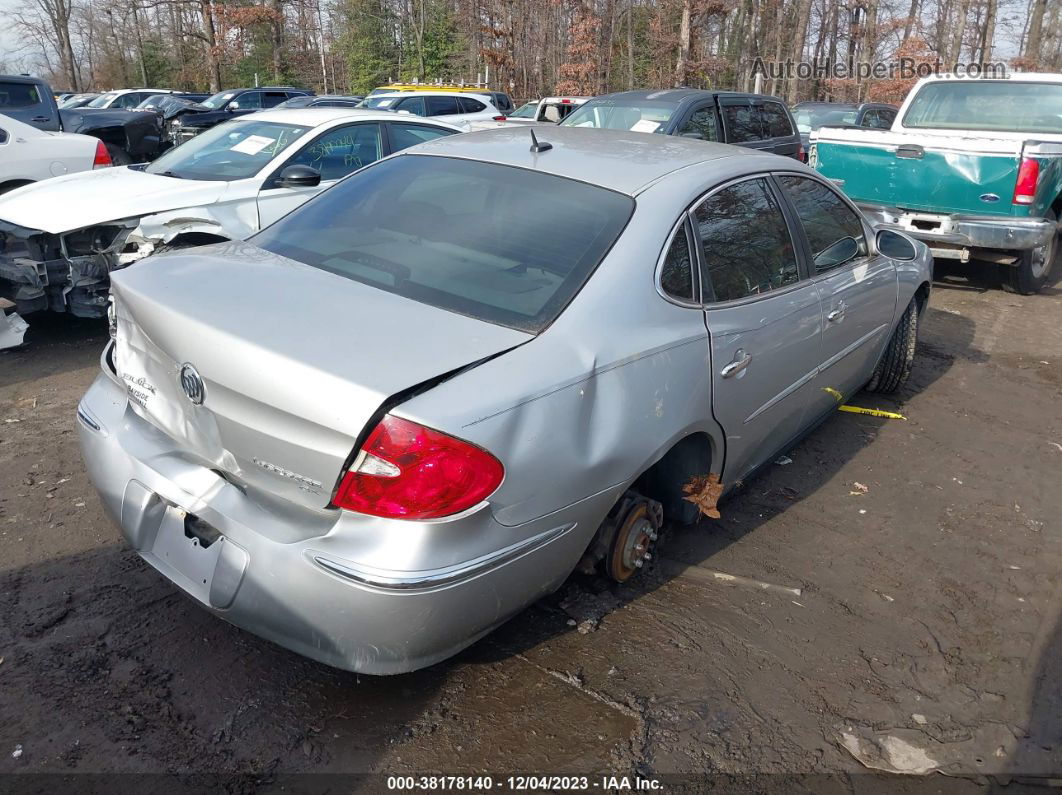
[360,91,505,128]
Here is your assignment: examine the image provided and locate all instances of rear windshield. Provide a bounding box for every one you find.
[253,155,634,332]
[903,81,1062,133]
[561,98,676,134]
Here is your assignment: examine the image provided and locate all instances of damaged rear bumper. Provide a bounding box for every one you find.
[0,218,138,318]
[77,355,614,673]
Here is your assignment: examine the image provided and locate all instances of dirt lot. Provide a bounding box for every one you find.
[1,263,1060,792]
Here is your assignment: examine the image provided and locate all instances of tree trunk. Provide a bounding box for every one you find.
[626,0,634,90]
[949,0,969,64]
[786,0,813,103]
[199,0,221,92]
[1025,0,1048,62]
[674,0,691,87]
[979,0,996,62]
[902,0,919,42]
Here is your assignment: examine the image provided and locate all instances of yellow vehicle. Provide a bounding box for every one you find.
[366,83,515,114]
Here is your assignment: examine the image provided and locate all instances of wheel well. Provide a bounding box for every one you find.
[0,179,33,196]
[914,281,931,313]
[165,232,229,249]
[631,432,715,522]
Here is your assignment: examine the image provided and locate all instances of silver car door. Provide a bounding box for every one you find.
[696,176,824,484]
[774,173,897,416]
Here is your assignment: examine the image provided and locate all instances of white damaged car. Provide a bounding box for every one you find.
[0,107,459,340]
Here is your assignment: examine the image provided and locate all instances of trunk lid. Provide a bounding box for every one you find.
[813,127,1029,216]
[110,242,531,509]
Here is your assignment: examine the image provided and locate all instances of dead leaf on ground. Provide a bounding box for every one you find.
[683,473,723,519]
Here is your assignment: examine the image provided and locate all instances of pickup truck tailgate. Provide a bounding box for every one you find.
[812,128,1025,215]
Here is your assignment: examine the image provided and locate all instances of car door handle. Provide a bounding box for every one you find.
[721,350,752,378]
[827,301,847,322]
[895,144,924,159]
[31,116,50,123]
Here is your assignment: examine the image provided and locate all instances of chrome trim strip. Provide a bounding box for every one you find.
[311,523,575,591]
[743,369,817,425]
[818,323,889,372]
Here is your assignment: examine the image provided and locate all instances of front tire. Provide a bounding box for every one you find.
[1001,211,1057,295]
[865,298,919,394]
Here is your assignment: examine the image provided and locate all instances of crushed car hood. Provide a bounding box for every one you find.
[0,167,229,234]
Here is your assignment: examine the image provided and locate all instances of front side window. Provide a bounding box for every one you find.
[561,98,675,134]
[660,224,695,301]
[778,175,866,272]
[761,102,793,137]
[0,81,42,108]
[722,104,762,142]
[115,92,144,108]
[695,178,798,302]
[199,91,236,110]
[677,107,719,141]
[282,123,382,182]
[145,119,309,181]
[253,155,634,333]
[396,96,427,116]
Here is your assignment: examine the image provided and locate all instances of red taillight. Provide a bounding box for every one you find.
[798,142,806,162]
[1013,157,1040,205]
[92,140,112,169]
[492,115,506,121]
[331,415,504,520]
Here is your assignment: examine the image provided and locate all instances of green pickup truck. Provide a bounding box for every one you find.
[811,74,1062,294]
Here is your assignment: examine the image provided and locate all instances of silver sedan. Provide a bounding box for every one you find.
[77,127,932,674]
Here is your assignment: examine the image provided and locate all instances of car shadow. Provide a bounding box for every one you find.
[463,297,981,667]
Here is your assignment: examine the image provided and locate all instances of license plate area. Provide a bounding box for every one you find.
[147,505,247,609]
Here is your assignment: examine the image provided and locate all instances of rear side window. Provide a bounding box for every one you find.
[778,175,866,273]
[262,92,288,108]
[762,102,793,137]
[722,104,762,142]
[389,122,455,150]
[660,224,695,301]
[677,108,719,141]
[695,178,798,302]
[0,81,42,108]
[253,155,634,332]
[458,97,486,113]
[427,96,461,115]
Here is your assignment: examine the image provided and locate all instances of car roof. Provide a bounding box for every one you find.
[248,107,460,128]
[403,125,755,196]
[370,90,492,100]
[591,89,784,103]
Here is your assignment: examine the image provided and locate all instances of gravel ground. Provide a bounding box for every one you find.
[0,263,1060,793]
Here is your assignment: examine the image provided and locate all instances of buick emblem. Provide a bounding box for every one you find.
[178,363,205,405]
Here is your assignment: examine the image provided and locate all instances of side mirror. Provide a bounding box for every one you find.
[277,164,321,189]
[228,101,240,111]
[876,228,918,261]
